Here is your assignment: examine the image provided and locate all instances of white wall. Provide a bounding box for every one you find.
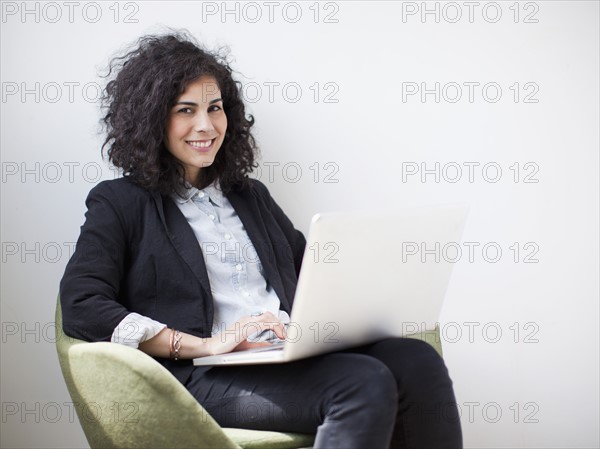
[1,1,598,448]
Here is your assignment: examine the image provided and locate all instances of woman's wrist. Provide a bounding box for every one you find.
[138,328,218,359]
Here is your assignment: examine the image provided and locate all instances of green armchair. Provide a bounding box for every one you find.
[55,297,442,448]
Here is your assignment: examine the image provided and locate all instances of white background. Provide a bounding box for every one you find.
[1,1,598,448]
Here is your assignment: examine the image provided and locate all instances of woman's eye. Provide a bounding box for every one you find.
[177,107,193,114]
[209,104,223,112]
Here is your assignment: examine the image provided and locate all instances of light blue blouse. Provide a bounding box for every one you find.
[110,182,289,347]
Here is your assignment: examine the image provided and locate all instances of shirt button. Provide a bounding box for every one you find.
[235,264,242,271]
[198,192,205,198]
[209,214,215,221]
[224,233,232,240]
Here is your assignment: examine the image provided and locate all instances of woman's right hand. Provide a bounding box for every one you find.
[204,312,286,356]
[138,312,286,359]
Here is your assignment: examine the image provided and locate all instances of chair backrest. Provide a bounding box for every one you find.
[406,326,444,357]
[54,297,239,449]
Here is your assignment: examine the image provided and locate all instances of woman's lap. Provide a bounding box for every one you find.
[185,337,462,448]
[186,350,397,434]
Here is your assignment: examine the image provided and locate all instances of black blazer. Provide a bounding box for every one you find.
[59,177,306,383]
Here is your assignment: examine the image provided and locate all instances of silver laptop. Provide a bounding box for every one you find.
[193,204,468,366]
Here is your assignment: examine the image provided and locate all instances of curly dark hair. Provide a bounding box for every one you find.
[100,30,257,194]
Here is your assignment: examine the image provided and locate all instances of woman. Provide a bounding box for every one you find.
[60,31,463,448]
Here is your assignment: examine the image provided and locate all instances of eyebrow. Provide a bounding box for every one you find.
[174,98,223,107]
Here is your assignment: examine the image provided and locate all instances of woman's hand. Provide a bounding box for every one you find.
[138,312,286,359]
[205,312,286,356]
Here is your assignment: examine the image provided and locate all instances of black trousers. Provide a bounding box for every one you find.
[186,338,463,449]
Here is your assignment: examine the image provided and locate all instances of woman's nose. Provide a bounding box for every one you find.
[194,111,214,133]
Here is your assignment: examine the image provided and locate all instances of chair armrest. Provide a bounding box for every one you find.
[66,342,239,449]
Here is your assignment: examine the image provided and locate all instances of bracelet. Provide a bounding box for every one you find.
[170,329,182,360]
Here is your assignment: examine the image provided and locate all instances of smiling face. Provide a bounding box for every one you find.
[165,76,228,186]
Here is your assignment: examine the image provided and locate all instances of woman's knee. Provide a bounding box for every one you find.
[365,338,452,388]
[324,354,398,410]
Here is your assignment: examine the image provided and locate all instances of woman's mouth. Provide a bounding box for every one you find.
[186,139,215,152]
